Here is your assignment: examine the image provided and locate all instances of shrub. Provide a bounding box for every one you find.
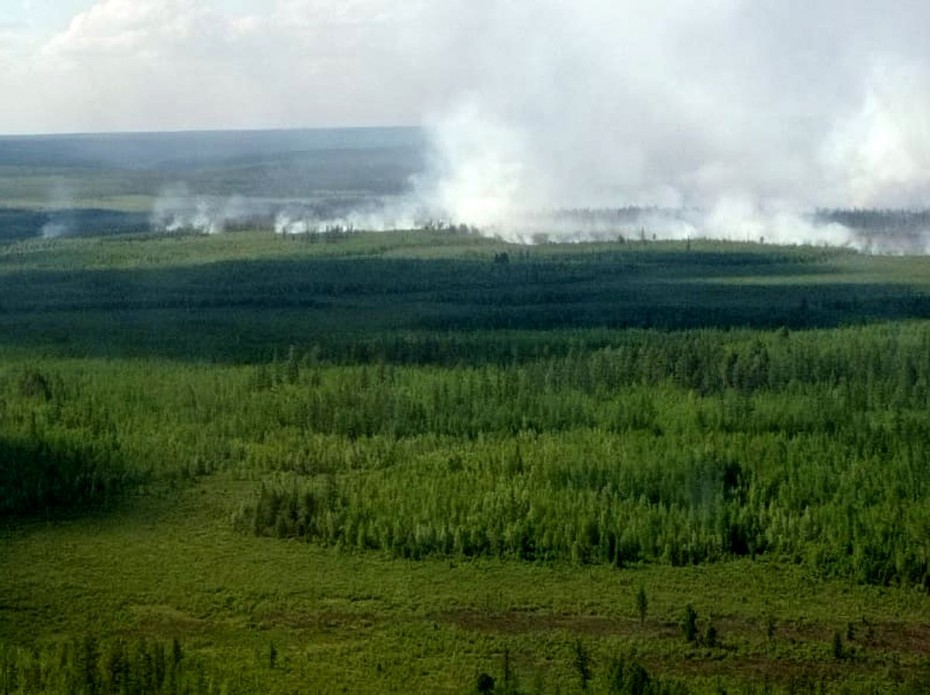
[636,585,648,626]
[681,605,698,643]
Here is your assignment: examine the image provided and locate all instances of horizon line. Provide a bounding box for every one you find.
[0,123,424,139]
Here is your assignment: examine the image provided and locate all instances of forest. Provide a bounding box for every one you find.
[3,229,930,693]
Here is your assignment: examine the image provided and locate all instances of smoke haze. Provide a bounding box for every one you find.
[150,185,246,235]
[409,1,930,247]
[10,1,930,250]
[41,180,76,239]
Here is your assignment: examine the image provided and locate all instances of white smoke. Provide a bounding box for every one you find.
[824,59,930,209]
[417,100,534,230]
[40,222,71,239]
[403,1,930,251]
[40,180,75,238]
[274,214,313,236]
[12,2,930,253]
[105,1,930,253]
[273,198,438,236]
[150,185,253,234]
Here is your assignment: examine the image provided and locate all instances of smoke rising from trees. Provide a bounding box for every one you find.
[14,1,930,249]
[411,1,930,246]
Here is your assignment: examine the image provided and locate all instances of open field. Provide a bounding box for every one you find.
[3,229,930,692]
[5,475,930,693]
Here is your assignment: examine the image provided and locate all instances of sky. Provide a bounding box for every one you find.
[0,0,440,134]
[2,0,930,228]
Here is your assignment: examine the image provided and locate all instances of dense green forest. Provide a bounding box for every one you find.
[5,319,930,585]
[4,229,930,692]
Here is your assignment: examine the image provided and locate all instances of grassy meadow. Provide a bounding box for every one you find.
[3,229,930,693]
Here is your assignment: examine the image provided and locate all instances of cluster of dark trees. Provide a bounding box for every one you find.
[6,238,930,366]
[815,208,930,232]
[0,370,131,517]
[0,636,228,695]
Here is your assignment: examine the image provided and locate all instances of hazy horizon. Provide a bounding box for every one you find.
[4,1,930,246]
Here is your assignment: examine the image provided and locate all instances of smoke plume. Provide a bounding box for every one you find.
[408,1,930,250]
[40,181,76,239]
[150,185,256,235]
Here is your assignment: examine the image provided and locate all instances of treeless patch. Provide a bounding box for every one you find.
[441,608,635,636]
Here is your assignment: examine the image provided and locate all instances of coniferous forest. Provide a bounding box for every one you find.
[4,229,930,692]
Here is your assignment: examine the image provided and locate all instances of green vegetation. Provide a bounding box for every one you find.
[636,586,648,627]
[3,229,930,692]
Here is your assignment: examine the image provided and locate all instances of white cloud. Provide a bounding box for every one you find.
[43,0,206,58]
[0,0,428,133]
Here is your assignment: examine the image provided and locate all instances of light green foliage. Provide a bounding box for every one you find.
[229,326,930,586]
